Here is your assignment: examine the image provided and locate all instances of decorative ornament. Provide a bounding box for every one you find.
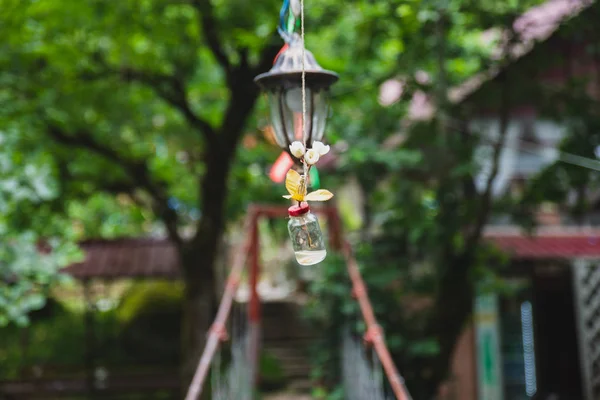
[289,141,306,158]
[255,0,338,266]
[283,141,333,202]
[287,202,326,265]
[283,141,333,265]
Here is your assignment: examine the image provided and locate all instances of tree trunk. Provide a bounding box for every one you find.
[179,143,236,394]
[176,59,268,394]
[408,253,475,400]
[181,254,217,388]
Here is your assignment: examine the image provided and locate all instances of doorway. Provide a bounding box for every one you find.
[531,265,583,400]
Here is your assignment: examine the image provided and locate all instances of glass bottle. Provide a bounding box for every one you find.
[287,202,327,266]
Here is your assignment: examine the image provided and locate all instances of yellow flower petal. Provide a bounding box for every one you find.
[305,189,334,202]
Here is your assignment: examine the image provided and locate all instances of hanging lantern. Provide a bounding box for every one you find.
[254,36,338,160]
[257,0,338,267]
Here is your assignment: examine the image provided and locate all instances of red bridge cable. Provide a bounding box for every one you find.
[329,205,411,400]
[185,205,412,400]
[341,240,412,400]
[184,210,256,400]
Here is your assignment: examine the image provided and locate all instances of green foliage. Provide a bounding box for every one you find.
[310,385,344,400]
[0,130,82,326]
[117,281,183,323]
[0,234,80,327]
[0,301,85,379]
[519,77,600,223]
[304,249,446,388]
[0,0,588,395]
[0,283,187,379]
[303,253,355,386]
[0,0,282,327]
[117,281,183,364]
[301,0,549,396]
[259,350,287,392]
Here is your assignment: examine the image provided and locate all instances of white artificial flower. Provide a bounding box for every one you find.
[289,141,306,158]
[312,141,330,156]
[304,149,320,165]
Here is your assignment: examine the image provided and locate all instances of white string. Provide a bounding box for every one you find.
[430,117,600,174]
[300,0,309,180]
[519,141,600,173]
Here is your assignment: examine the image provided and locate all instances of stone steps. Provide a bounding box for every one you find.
[287,379,313,393]
[260,300,318,394]
[263,393,313,400]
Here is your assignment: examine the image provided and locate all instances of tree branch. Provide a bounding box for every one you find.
[465,78,510,253]
[46,124,183,246]
[48,125,127,166]
[56,157,137,198]
[253,37,281,79]
[82,52,218,147]
[464,27,516,251]
[218,37,279,144]
[191,0,232,76]
[118,67,218,148]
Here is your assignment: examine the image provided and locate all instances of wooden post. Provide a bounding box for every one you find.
[83,280,96,398]
[19,327,29,377]
[248,215,261,391]
[326,207,343,251]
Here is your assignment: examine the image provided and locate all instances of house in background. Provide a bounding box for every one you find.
[445,227,600,400]
[471,228,600,400]
[435,0,600,399]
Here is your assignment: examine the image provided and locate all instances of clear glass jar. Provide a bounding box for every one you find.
[287,203,326,266]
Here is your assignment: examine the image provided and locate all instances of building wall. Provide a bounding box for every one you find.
[439,324,478,400]
[450,324,478,400]
[470,117,566,198]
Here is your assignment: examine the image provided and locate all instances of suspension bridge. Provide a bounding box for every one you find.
[184,205,412,400]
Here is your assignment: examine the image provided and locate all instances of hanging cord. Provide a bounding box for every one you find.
[439,117,600,173]
[519,141,600,173]
[300,0,310,182]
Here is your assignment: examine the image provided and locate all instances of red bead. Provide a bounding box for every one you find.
[288,202,310,217]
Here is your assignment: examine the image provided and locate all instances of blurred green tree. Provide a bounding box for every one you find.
[304,0,554,398]
[0,131,81,326]
[1,0,577,395]
[0,0,282,377]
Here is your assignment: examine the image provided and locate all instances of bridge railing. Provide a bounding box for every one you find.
[184,211,255,400]
[340,240,412,400]
[185,204,411,400]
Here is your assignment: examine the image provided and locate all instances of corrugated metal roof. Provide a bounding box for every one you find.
[63,238,180,280]
[486,228,600,259]
[62,225,600,280]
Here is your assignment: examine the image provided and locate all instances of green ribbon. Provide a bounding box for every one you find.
[287,13,295,34]
[309,167,320,189]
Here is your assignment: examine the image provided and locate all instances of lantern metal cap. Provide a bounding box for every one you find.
[254,36,338,90]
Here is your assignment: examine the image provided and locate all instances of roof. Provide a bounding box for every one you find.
[62,225,600,280]
[406,0,594,121]
[513,0,592,48]
[451,0,593,105]
[63,238,179,280]
[485,227,600,259]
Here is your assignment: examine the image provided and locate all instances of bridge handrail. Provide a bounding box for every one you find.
[184,204,412,400]
[341,239,412,400]
[184,211,256,400]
